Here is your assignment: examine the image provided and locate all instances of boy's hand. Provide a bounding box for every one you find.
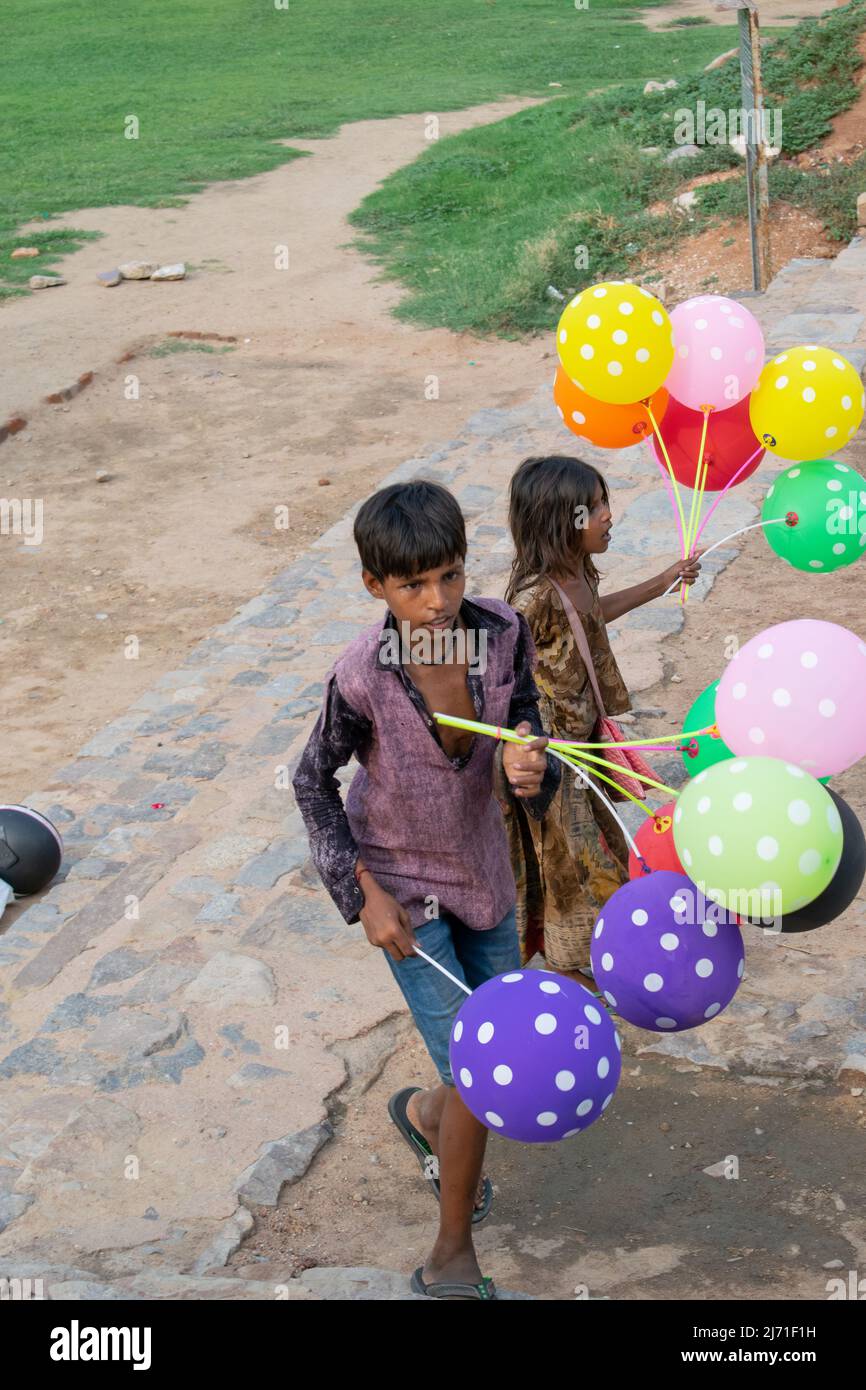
[503,721,550,799]
[660,549,703,592]
[359,878,417,961]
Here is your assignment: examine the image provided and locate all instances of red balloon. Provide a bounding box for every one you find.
[628,800,684,879]
[651,395,764,492]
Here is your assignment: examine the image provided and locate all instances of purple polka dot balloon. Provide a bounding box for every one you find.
[589,870,744,1033]
[449,969,622,1143]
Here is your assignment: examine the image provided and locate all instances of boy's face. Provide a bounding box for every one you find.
[363,556,467,635]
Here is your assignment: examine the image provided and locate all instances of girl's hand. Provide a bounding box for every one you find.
[660,550,704,593]
[503,721,549,799]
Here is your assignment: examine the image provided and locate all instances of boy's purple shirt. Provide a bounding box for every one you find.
[292,595,560,930]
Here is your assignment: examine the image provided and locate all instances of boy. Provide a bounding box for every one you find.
[292,481,559,1299]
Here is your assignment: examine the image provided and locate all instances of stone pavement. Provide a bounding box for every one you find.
[1,238,865,1299]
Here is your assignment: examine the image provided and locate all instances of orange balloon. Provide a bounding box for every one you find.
[554,367,669,449]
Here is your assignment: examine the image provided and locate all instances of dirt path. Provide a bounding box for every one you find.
[2,100,544,802]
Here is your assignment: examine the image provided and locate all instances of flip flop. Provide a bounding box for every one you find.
[411,1266,498,1300]
[388,1086,493,1225]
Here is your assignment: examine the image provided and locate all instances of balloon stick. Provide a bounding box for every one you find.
[646,405,688,557]
[692,444,764,549]
[658,517,788,598]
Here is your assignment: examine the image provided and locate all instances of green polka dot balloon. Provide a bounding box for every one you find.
[762,459,866,573]
[680,679,733,777]
[673,756,843,918]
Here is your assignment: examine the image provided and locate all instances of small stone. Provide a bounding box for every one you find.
[29,275,66,289]
[640,147,661,156]
[97,269,122,287]
[858,192,866,229]
[318,478,331,486]
[151,263,186,281]
[644,80,669,95]
[205,1126,227,1140]
[673,191,697,212]
[659,1121,671,1133]
[95,470,114,483]
[664,143,701,163]
[851,1087,864,1097]
[11,247,40,259]
[119,261,157,279]
[670,674,682,683]
[838,1054,866,1086]
[823,1259,845,1269]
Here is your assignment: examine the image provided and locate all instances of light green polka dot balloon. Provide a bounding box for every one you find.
[673,756,843,917]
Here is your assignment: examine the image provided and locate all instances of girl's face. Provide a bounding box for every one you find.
[581,479,613,555]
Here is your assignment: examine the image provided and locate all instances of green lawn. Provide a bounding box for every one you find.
[350,0,866,336]
[2,0,733,295]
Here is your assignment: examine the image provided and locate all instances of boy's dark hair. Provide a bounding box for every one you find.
[505,454,608,603]
[354,480,467,581]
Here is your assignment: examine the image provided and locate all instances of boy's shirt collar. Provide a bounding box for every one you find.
[375,596,508,671]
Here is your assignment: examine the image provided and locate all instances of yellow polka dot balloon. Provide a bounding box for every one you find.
[556,281,675,405]
[749,345,865,462]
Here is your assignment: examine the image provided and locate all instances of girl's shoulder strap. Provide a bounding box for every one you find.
[546,577,607,719]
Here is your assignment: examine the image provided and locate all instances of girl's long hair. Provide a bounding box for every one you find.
[505,455,608,605]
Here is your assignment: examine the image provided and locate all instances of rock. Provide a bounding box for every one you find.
[11,247,40,259]
[317,477,331,486]
[705,48,738,72]
[235,1120,334,1206]
[823,1259,845,1270]
[644,79,678,95]
[84,1007,186,1060]
[664,143,701,163]
[183,951,276,1007]
[673,190,697,212]
[640,147,661,156]
[118,262,157,279]
[703,1160,730,1178]
[97,270,122,287]
[202,835,269,871]
[730,134,781,161]
[29,275,66,289]
[151,263,186,281]
[190,1206,254,1275]
[0,1191,34,1232]
[857,191,866,229]
[95,470,114,482]
[838,1054,866,1087]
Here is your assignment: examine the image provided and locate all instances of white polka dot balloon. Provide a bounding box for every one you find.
[556,281,674,405]
[589,871,744,1032]
[666,295,765,412]
[716,618,866,778]
[673,756,843,917]
[749,345,864,461]
[449,970,621,1142]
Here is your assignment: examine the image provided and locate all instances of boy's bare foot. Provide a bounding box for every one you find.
[406,1088,489,1212]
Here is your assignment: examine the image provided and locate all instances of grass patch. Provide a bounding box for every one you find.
[147,340,236,357]
[0,227,102,299]
[350,0,866,336]
[2,0,731,293]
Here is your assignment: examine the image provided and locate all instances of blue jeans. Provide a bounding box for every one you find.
[384,908,520,1086]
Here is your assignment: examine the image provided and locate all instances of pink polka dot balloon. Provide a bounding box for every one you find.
[666,295,765,412]
[716,619,866,779]
[449,969,621,1142]
[589,871,744,1033]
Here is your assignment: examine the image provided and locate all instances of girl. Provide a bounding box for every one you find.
[499,455,702,991]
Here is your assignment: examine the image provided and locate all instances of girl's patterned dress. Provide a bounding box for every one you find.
[496,575,633,972]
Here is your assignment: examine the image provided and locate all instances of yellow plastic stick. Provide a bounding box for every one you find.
[554,748,656,817]
[647,402,688,557]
